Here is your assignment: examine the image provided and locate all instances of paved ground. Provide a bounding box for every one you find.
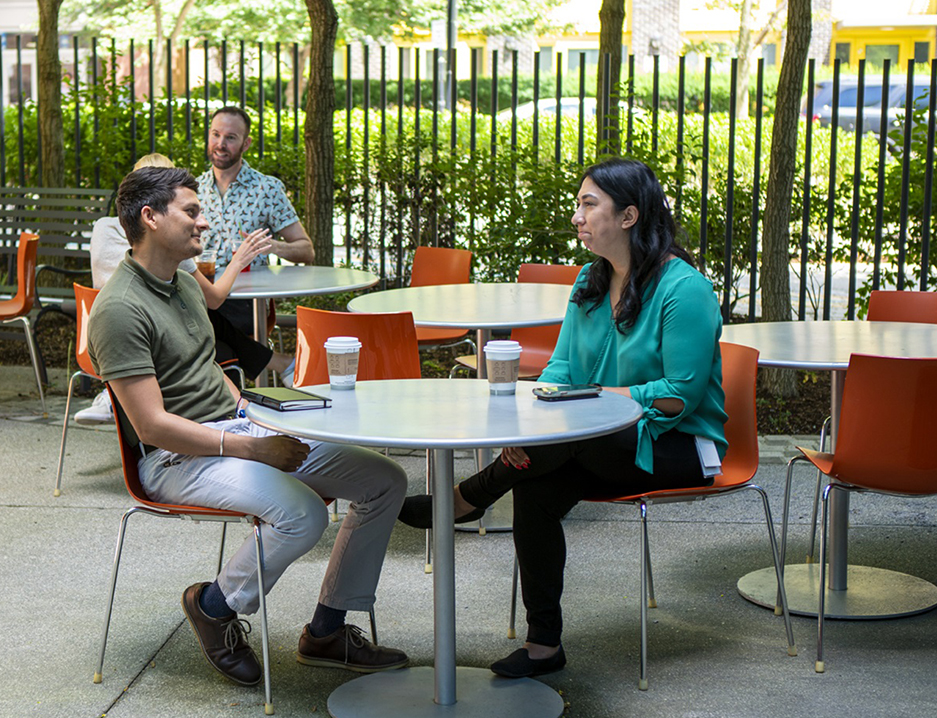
[1,365,935,718]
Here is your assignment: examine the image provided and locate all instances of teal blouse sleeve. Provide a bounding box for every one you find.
[629,272,724,472]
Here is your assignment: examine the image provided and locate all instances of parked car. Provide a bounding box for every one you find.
[805,77,934,135]
[498,97,598,121]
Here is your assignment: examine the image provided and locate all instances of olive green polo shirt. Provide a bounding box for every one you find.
[88,251,236,447]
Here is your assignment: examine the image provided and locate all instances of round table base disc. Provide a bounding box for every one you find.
[327,666,564,718]
[737,564,937,619]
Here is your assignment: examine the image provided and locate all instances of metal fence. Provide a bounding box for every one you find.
[2,36,936,319]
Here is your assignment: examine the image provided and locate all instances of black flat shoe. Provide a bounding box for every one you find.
[490,646,566,678]
[397,494,486,529]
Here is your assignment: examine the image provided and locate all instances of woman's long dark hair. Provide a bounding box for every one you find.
[572,158,694,332]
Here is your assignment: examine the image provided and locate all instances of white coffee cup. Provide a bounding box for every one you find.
[483,340,522,395]
[324,336,362,390]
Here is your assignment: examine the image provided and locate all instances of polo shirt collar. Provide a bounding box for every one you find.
[122,250,181,299]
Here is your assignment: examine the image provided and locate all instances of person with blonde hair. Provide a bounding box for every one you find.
[75,153,294,424]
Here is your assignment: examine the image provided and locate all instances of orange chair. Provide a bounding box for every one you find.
[506,342,796,689]
[0,232,45,414]
[294,306,421,386]
[94,386,276,715]
[451,263,581,378]
[791,289,937,564]
[867,290,937,323]
[294,306,423,524]
[409,246,475,351]
[54,284,101,496]
[792,354,937,673]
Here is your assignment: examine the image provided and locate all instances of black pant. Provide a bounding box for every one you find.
[459,426,707,647]
[208,308,272,380]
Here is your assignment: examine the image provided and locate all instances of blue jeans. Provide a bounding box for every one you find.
[139,418,407,615]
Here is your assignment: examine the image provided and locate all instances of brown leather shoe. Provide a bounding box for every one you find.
[181,582,262,686]
[296,624,409,673]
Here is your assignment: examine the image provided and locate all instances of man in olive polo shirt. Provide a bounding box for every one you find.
[88,167,408,687]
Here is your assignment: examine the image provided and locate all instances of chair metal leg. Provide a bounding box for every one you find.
[217,523,227,575]
[778,455,810,609]
[508,555,519,639]
[748,485,797,657]
[7,315,46,415]
[643,517,657,609]
[368,608,378,645]
[94,507,140,683]
[331,499,341,523]
[54,370,82,497]
[638,501,649,691]
[815,483,836,674]
[252,519,275,715]
[806,417,832,563]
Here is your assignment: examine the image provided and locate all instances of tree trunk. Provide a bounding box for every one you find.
[304,0,338,267]
[735,0,754,119]
[760,0,811,398]
[596,0,625,157]
[37,0,65,188]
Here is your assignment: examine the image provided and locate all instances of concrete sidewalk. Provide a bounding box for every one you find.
[1,366,935,718]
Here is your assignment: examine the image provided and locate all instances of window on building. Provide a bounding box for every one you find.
[914,42,931,64]
[865,44,900,69]
[762,43,777,66]
[835,43,851,66]
[538,46,553,73]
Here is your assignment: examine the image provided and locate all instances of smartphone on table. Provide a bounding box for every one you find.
[532,384,602,401]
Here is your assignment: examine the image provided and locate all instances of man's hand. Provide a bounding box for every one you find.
[248,434,311,472]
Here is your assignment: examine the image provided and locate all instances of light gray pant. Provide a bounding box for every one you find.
[139,418,407,616]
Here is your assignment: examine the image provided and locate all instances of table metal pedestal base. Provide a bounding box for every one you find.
[738,564,937,619]
[327,666,564,718]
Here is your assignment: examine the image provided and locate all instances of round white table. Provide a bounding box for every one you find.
[246,378,642,718]
[229,265,379,385]
[348,283,572,530]
[722,320,937,618]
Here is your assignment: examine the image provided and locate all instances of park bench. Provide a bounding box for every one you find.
[1,186,114,382]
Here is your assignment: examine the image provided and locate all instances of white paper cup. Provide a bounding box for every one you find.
[324,336,362,390]
[483,340,522,395]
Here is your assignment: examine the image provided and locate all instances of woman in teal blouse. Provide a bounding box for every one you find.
[399,158,727,679]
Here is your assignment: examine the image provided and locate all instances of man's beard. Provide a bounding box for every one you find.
[211,151,241,170]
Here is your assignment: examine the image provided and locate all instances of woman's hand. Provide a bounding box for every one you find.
[230,228,273,271]
[501,446,530,470]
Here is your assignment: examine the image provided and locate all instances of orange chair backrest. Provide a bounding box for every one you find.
[409,246,472,287]
[517,263,583,285]
[4,232,39,317]
[74,284,101,379]
[294,306,422,387]
[713,341,760,487]
[830,354,937,494]
[511,264,582,374]
[867,290,937,324]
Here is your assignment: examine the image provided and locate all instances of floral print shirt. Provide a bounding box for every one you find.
[196,160,300,271]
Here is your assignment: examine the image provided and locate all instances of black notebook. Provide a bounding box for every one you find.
[241,387,332,411]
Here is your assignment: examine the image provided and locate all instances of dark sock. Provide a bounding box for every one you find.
[308,603,347,638]
[199,580,234,619]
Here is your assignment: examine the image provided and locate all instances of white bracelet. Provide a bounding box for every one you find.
[219,430,226,457]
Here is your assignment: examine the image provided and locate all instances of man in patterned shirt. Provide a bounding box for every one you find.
[197,106,315,335]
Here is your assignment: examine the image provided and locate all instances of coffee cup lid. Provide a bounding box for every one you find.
[324,336,362,350]
[484,340,522,353]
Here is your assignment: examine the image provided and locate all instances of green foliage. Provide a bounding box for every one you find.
[5,62,932,315]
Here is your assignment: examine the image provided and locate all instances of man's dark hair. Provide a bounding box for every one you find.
[117,167,198,246]
[210,106,251,135]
